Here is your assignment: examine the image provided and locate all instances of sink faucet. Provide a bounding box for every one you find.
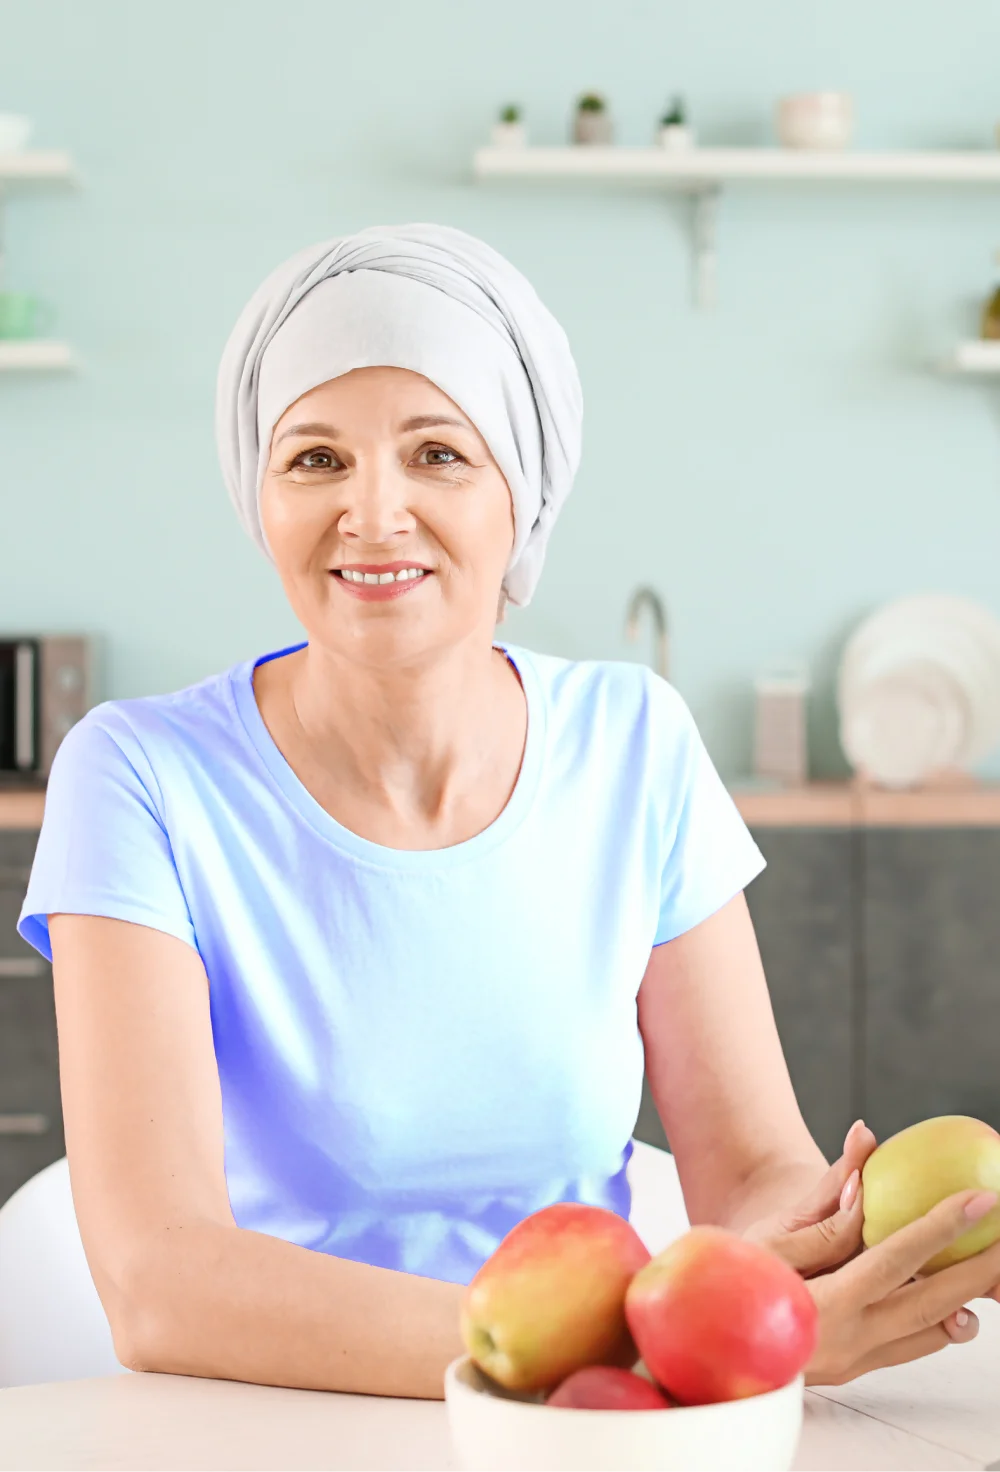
[624,586,669,681]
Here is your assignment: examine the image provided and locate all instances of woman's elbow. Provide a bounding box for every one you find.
[100,1245,190,1374]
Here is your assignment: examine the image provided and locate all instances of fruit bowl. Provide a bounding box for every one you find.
[444,1356,804,1472]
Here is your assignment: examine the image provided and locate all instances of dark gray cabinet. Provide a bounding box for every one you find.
[0,827,64,1208]
[863,829,1000,1142]
[744,829,856,1162]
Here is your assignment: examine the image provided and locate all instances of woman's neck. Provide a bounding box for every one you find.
[252,637,526,849]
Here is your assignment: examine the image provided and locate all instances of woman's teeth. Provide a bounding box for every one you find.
[339,568,427,585]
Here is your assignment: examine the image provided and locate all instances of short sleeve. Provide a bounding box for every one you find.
[652,681,766,946]
[17,706,199,962]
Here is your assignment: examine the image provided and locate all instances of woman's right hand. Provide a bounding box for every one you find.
[805,1187,1000,1386]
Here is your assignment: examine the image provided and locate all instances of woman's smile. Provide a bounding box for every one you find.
[332,563,434,602]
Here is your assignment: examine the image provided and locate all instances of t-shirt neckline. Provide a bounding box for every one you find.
[229,639,546,871]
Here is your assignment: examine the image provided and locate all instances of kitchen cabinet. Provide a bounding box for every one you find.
[0,826,64,1208]
[634,786,1000,1173]
[863,828,1000,1142]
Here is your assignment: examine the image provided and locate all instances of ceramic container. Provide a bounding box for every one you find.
[491,120,527,148]
[574,109,613,145]
[444,1356,804,1472]
[776,93,853,150]
[657,124,695,150]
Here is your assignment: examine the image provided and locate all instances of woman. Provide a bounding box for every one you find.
[19,224,999,1399]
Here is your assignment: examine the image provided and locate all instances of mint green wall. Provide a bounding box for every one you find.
[3,0,1000,778]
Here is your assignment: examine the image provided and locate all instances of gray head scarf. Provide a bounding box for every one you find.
[215,222,583,608]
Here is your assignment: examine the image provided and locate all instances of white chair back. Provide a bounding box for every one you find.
[0,1140,688,1387]
[0,1156,125,1388]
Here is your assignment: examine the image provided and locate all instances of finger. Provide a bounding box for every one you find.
[780,1121,877,1230]
[878,1235,1000,1338]
[846,1309,979,1381]
[846,1190,999,1306]
[761,1179,865,1276]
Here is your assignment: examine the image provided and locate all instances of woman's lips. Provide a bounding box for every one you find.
[331,570,433,602]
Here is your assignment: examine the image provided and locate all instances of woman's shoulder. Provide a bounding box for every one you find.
[49,657,252,787]
[508,641,695,739]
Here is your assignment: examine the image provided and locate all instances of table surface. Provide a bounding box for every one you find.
[1,1304,997,1472]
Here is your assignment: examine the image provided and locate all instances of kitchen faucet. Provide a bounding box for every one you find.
[624,586,669,681]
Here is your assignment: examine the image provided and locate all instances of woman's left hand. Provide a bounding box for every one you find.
[743,1118,878,1276]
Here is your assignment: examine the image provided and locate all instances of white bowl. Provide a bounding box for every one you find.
[776,92,853,149]
[0,114,33,152]
[444,1356,804,1472]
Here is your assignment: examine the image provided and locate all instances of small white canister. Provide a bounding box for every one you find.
[776,93,853,150]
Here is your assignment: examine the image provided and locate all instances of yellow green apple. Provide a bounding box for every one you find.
[460,1202,650,1392]
[862,1115,1000,1273]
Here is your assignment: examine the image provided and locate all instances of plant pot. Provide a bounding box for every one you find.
[491,121,527,148]
[574,110,613,145]
[657,124,695,150]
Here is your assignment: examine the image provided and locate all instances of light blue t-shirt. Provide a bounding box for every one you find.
[19,639,764,1285]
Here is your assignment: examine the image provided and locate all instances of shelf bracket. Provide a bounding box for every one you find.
[691,184,721,310]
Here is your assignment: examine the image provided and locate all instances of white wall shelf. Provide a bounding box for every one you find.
[473,146,1000,307]
[474,146,1000,184]
[944,341,1000,375]
[0,341,75,371]
[0,151,77,375]
[0,151,75,184]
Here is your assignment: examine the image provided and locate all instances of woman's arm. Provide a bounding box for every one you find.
[637,891,829,1231]
[49,914,464,1398]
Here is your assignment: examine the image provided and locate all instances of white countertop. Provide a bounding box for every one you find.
[1,1304,997,1472]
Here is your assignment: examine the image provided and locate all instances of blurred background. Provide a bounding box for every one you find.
[2,0,1000,1198]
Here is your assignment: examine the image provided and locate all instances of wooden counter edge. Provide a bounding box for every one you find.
[4,782,1000,832]
[732,780,1000,827]
[0,790,46,829]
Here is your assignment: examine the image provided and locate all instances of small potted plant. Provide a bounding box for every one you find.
[573,92,613,146]
[657,95,695,150]
[491,104,527,149]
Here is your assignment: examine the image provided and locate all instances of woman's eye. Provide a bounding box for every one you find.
[292,448,339,470]
[418,444,463,466]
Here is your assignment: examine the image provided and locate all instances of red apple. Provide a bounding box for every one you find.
[547,1366,675,1410]
[461,1202,651,1391]
[624,1225,818,1405]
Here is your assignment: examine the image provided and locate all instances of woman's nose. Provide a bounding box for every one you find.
[335,459,413,543]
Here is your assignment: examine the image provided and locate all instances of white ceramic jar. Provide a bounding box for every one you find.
[776,93,853,150]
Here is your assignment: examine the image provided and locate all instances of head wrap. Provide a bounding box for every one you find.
[215,222,583,607]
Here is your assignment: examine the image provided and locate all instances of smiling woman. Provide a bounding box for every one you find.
[15,224,998,1404]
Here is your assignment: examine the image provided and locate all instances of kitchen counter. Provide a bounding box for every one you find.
[0,1306,998,1470]
[0,789,44,829]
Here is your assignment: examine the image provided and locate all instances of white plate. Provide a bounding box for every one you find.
[840,660,969,787]
[838,596,1000,773]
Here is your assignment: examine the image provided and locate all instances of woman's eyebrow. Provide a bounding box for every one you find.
[398,414,468,432]
[275,414,468,445]
[275,421,339,443]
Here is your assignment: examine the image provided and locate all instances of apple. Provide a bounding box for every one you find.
[862,1115,1000,1273]
[460,1202,651,1392]
[546,1366,674,1410]
[624,1225,818,1406]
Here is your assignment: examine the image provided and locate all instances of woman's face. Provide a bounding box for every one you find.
[260,367,514,665]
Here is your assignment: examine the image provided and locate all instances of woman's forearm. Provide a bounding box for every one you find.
[120,1219,466,1398]
[713,1153,828,1235]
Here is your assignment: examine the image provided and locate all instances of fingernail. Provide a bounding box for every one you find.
[955,1310,970,1328]
[964,1191,998,1222]
[848,1119,864,1139]
[840,1169,860,1212]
